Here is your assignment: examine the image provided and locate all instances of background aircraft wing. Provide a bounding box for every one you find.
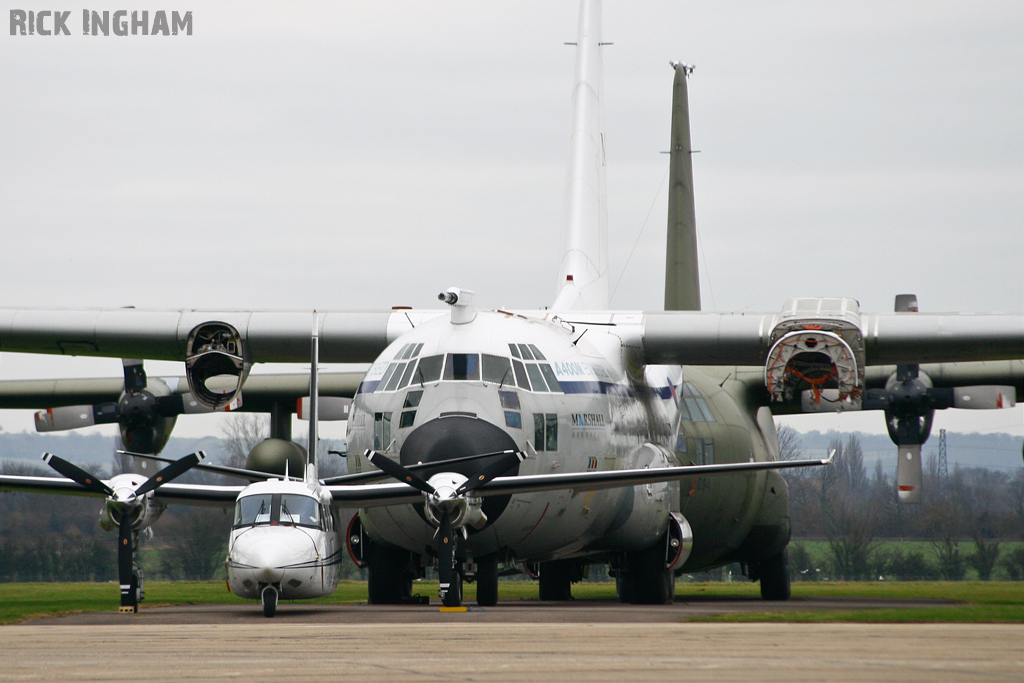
[640,311,1024,366]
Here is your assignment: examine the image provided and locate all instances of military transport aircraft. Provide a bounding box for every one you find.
[0,0,1021,612]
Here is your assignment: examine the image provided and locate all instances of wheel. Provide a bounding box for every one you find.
[442,572,463,607]
[261,586,278,617]
[475,554,499,607]
[366,541,414,605]
[759,549,791,601]
[628,543,675,605]
[538,559,575,601]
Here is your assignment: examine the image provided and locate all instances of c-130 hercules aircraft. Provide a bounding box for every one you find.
[0,0,1021,611]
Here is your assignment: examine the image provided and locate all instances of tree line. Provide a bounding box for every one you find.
[780,428,1024,581]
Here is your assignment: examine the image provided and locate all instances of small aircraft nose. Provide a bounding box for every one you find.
[250,542,291,584]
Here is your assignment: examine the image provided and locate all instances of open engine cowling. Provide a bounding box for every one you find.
[185,322,250,410]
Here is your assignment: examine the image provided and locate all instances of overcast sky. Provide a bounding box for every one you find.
[1,1,1021,442]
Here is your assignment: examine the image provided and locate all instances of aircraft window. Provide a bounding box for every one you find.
[694,438,714,465]
[683,382,701,397]
[416,355,443,383]
[373,412,392,450]
[512,359,530,390]
[517,344,535,360]
[399,410,416,428]
[505,411,522,429]
[443,354,480,381]
[404,390,423,408]
[279,495,320,528]
[499,390,520,410]
[397,344,413,360]
[508,343,521,359]
[695,398,716,422]
[683,398,703,421]
[528,344,545,360]
[526,363,548,392]
[412,342,424,357]
[676,399,692,422]
[539,364,561,392]
[378,363,400,391]
[384,362,407,391]
[234,494,272,527]
[533,413,558,451]
[675,434,687,452]
[482,354,513,384]
[397,361,417,390]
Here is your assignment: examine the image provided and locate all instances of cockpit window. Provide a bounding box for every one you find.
[517,343,535,360]
[482,354,513,385]
[416,355,444,383]
[443,354,480,381]
[528,344,546,360]
[233,493,322,529]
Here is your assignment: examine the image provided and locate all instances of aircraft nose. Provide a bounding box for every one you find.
[400,415,520,528]
[249,541,291,584]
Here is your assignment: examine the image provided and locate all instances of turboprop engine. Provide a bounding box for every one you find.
[185,321,251,410]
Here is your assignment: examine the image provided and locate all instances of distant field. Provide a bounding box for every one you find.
[2,580,1022,624]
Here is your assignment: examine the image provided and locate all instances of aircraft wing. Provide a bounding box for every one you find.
[328,455,831,508]
[0,473,242,506]
[0,372,363,411]
[1,307,1019,367]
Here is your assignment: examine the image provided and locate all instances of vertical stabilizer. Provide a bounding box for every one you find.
[305,312,320,483]
[552,0,609,311]
[664,63,701,311]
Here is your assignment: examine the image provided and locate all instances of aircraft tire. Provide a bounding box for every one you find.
[261,586,278,618]
[538,559,575,601]
[475,554,499,607]
[758,548,791,601]
[628,543,675,605]
[366,541,414,605]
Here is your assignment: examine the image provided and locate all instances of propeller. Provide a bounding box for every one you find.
[42,450,206,612]
[34,359,236,455]
[365,448,525,606]
[863,295,1017,504]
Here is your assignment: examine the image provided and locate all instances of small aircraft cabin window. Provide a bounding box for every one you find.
[443,353,481,381]
[404,390,423,408]
[233,494,323,529]
[279,494,320,528]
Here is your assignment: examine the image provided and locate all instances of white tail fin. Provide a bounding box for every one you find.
[305,312,320,483]
[552,0,609,312]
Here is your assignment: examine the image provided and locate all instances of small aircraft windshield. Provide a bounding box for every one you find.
[234,493,321,529]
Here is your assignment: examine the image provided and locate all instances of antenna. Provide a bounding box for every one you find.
[306,311,320,483]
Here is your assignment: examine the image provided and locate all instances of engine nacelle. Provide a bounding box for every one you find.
[98,473,166,531]
[764,298,865,410]
[185,322,250,410]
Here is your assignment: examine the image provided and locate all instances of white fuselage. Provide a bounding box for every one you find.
[226,479,340,601]
[347,308,690,564]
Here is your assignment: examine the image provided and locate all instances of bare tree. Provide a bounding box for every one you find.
[220,414,269,468]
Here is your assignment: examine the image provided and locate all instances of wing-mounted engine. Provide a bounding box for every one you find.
[185,322,251,410]
[764,298,865,410]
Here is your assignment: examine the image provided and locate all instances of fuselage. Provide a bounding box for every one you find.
[346,307,789,571]
[226,479,340,600]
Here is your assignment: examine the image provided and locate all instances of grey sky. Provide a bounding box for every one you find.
[1,1,1021,440]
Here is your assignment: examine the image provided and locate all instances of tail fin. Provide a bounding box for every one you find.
[305,312,320,483]
[664,63,701,311]
[552,0,609,311]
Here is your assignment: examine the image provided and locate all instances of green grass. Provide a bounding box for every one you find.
[1,580,1021,624]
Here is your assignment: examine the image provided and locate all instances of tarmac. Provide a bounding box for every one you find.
[4,599,1023,681]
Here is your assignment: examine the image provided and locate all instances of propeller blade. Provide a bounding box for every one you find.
[436,507,460,607]
[896,444,922,505]
[953,386,1017,410]
[455,450,526,496]
[132,451,206,497]
[122,359,147,393]
[41,453,114,496]
[117,512,137,611]
[364,450,436,495]
[35,403,120,432]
